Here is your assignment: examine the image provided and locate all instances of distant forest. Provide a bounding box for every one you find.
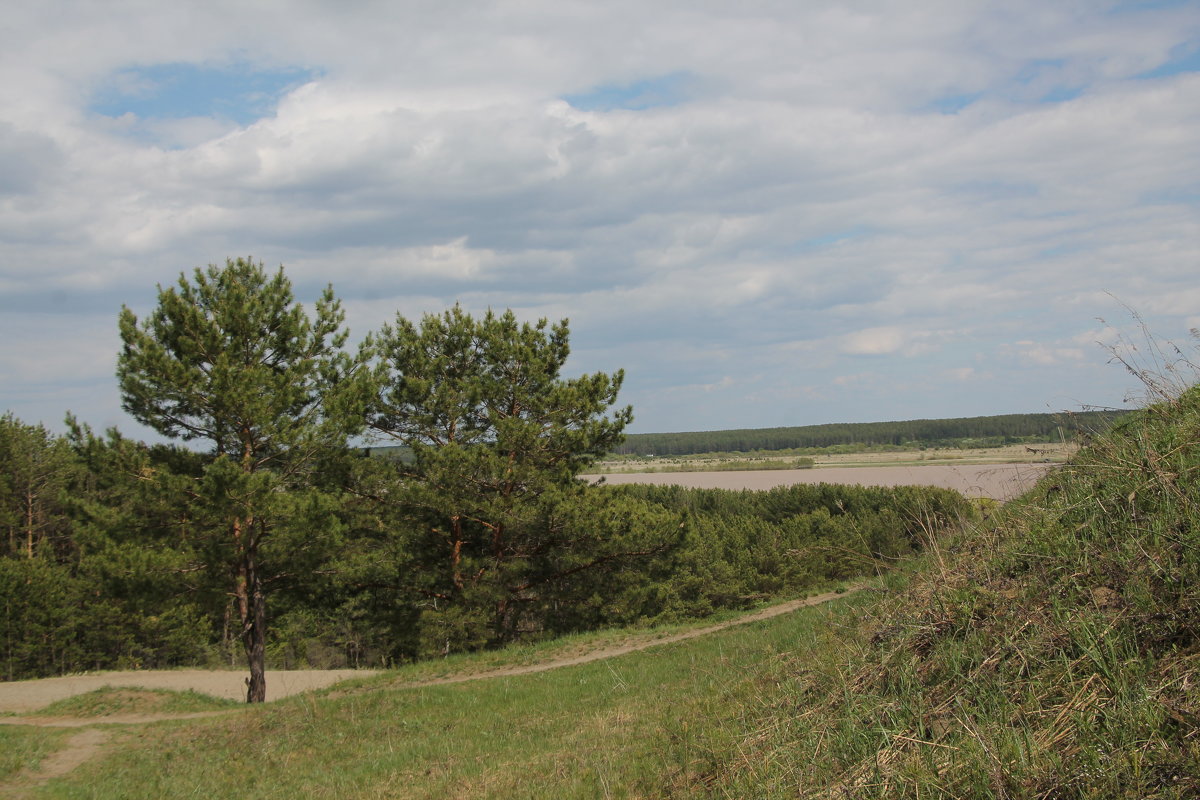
[613,410,1128,456]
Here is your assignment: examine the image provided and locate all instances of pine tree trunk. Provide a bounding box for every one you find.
[234,517,268,703]
[244,563,267,703]
[24,489,34,559]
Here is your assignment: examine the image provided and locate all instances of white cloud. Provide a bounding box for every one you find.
[1,1,1197,433]
[841,327,908,356]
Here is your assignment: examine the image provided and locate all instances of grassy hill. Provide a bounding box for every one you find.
[679,382,1200,797]
[6,385,1199,797]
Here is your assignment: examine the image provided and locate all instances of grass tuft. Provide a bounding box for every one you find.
[32,687,240,718]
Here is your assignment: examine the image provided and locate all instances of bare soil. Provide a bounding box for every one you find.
[1,728,110,798]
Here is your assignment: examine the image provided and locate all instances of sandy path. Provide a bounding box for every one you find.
[1,588,862,713]
[0,669,377,714]
[588,462,1052,500]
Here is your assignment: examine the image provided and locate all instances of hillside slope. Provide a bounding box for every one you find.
[682,385,1200,797]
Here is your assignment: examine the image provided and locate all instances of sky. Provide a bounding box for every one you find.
[1,1,1198,439]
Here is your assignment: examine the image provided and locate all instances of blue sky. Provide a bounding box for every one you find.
[91,62,318,126]
[1,1,1198,438]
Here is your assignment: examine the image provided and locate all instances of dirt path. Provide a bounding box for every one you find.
[2,728,110,798]
[0,586,862,794]
[394,585,863,688]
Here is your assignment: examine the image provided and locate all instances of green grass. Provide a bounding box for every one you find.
[0,726,69,784]
[32,688,240,718]
[338,580,850,689]
[30,593,870,799]
[668,384,1200,797]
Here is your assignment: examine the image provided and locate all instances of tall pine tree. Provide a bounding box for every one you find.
[117,258,365,701]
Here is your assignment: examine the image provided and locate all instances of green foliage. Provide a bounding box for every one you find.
[0,413,79,559]
[0,418,218,679]
[363,305,647,654]
[117,258,363,457]
[0,264,981,687]
[116,257,368,701]
[605,483,971,624]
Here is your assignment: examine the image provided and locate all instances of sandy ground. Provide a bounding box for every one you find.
[587,462,1054,500]
[0,668,377,713]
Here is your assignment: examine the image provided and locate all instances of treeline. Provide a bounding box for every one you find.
[605,483,969,621]
[0,411,969,681]
[0,258,970,692]
[614,410,1126,456]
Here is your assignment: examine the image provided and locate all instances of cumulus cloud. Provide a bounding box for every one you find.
[1,1,1197,432]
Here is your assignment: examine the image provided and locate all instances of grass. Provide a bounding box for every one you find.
[339,580,851,688]
[31,688,240,718]
[0,727,69,784]
[29,593,871,799]
[671,382,1200,797]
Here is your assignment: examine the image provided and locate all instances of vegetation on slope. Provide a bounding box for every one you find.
[665,382,1200,797]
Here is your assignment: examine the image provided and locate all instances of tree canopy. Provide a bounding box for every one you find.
[364,306,637,649]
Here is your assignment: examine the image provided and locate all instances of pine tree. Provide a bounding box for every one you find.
[117,258,366,701]
[0,413,79,560]
[364,305,636,650]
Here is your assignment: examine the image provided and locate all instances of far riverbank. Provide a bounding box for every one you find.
[584,462,1053,501]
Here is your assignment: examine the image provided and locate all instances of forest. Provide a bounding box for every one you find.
[0,258,969,697]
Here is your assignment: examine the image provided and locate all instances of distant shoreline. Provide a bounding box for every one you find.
[583,462,1054,501]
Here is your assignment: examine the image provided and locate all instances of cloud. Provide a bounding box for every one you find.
[1002,340,1088,367]
[1,1,1197,434]
[943,367,976,382]
[840,327,908,356]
